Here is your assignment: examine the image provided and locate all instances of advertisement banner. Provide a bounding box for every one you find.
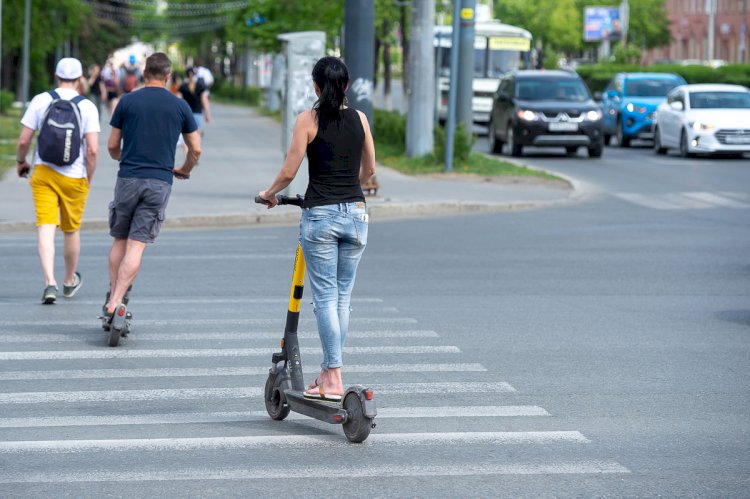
[584,7,622,42]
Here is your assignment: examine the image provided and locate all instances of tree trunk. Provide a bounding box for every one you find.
[400,2,409,105]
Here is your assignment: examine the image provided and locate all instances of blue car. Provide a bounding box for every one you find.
[600,73,687,147]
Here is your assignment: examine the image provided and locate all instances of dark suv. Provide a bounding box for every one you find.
[488,70,604,157]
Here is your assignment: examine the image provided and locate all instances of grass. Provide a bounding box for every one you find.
[0,108,22,177]
[375,142,562,181]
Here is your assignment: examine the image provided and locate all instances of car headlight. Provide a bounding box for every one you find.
[690,121,713,131]
[516,109,539,122]
[625,103,647,113]
[585,109,602,121]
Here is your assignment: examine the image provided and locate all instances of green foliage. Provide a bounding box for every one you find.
[434,122,475,164]
[373,109,407,153]
[576,64,750,92]
[229,1,344,53]
[0,90,14,114]
[212,80,263,106]
[612,45,643,65]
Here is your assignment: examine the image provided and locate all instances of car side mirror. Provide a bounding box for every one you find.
[606,89,619,100]
[669,101,684,111]
[593,91,603,102]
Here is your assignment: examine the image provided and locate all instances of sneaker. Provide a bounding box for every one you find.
[63,272,83,298]
[42,285,57,305]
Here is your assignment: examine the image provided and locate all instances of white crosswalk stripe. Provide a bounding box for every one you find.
[613,191,750,210]
[0,292,629,484]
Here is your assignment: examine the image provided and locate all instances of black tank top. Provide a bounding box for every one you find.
[303,107,366,208]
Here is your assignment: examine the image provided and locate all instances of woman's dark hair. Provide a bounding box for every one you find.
[312,57,349,130]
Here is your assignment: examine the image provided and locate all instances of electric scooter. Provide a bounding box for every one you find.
[255,194,377,443]
[99,285,132,347]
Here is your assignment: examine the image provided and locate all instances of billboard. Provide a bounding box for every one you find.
[584,7,622,42]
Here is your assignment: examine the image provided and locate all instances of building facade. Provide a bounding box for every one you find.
[647,0,749,64]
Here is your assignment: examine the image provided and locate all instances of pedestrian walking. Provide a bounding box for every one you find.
[15,57,100,304]
[258,56,376,400]
[102,59,119,115]
[103,52,201,321]
[87,64,105,114]
[178,67,211,134]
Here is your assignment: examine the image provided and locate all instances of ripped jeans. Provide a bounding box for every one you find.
[300,202,368,370]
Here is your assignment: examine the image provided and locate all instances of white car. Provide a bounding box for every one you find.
[653,84,750,157]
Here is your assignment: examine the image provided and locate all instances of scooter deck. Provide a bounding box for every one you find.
[284,390,348,424]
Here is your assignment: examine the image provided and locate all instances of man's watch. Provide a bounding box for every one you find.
[16,158,26,163]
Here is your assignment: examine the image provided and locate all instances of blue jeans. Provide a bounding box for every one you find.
[300,202,368,370]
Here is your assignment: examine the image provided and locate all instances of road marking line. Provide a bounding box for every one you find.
[148,254,290,260]
[0,330,439,343]
[0,431,590,453]
[0,461,630,482]
[661,193,716,209]
[0,297,385,306]
[0,317,418,327]
[0,406,548,428]
[0,345,461,361]
[0,382,514,404]
[613,193,684,210]
[682,191,750,208]
[0,363,486,380]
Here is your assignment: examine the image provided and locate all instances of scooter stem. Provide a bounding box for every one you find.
[284,242,307,391]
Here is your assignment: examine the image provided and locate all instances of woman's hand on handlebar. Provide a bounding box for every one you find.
[258,190,278,209]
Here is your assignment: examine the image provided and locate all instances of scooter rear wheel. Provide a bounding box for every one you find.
[342,392,372,443]
[264,374,290,421]
[107,326,120,347]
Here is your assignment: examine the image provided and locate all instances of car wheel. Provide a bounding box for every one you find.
[588,144,603,158]
[488,119,503,154]
[654,127,667,155]
[604,134,614,145]
[679,130,694,158]
[616,118,631,147]
[506,124,523,157]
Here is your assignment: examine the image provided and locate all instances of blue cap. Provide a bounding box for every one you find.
[129,54,136,65]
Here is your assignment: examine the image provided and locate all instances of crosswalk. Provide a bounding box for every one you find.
[613,191,750,210]
[0,293,629,489]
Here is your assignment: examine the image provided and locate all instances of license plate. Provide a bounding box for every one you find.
[549,122,578,132]
[724,135,750,144]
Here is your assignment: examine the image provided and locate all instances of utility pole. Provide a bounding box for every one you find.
[455,0,475,134]
[21,0,31,111]
[707,0,716,61]
[406,0,435,157]
[344,0,375,126]
[444,0,461,172]
[741,0,747,63]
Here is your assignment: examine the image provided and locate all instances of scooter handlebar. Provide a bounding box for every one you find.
[254,194,304,207]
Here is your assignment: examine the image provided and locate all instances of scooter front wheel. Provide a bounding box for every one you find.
[264,374,290,421]
[342,392,372,443]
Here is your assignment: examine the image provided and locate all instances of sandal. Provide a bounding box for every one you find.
[305,370,327,391]
[303,386,342,402]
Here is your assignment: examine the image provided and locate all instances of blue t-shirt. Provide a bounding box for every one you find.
[110,87,197,184]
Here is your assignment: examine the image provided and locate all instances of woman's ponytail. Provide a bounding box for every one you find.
[312,57,349,130]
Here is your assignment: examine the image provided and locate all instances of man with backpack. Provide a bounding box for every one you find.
[16,57,100,304]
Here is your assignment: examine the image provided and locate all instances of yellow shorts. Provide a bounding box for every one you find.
[29,165,90,232]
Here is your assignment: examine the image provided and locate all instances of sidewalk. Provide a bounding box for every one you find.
[0,103,584,232]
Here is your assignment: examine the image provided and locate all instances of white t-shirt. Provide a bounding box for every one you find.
[21,87,101,178]
[194,66,214,87]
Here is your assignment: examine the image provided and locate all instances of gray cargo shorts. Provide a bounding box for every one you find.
[108,177,172,243]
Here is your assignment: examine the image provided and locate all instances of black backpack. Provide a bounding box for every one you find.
[37,90,85,166]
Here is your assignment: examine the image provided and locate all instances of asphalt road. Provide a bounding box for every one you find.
[1,142,748,496]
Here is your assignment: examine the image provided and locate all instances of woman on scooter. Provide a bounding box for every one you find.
[259,57,376,401]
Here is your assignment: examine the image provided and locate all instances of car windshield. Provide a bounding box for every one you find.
[624,79,682,97]
[689,91,750,109]
[515,78,590,102]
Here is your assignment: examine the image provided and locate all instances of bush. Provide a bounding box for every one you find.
[577,63,750,92]
[434,121,475,164]
[373,108,406,152]
[0,90,14,114]
[211,80,262,106]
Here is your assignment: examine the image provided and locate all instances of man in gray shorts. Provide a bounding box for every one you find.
[104,52,201,321]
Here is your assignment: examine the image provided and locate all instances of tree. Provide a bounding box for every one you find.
[496,0,581,53]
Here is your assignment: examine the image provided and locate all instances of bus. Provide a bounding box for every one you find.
[435,21,533,125]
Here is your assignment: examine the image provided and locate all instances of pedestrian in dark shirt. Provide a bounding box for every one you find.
[104,52,201,320]
[179,67,211,134]
[259,56,376,401]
